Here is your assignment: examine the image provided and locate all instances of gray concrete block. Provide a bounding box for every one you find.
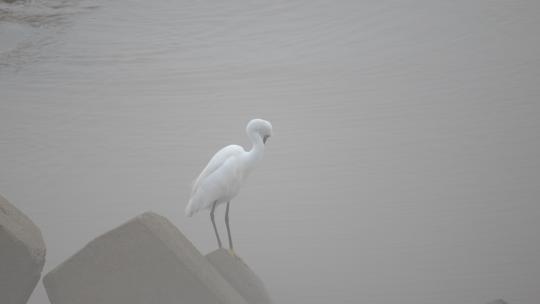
[43,212,248,304]
[207,249,272,304]
[487,300,508,304]
[0,194,46,304]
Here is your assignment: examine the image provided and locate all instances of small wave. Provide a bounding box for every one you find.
[0,0,98,69]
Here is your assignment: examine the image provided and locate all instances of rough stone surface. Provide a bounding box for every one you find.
[43,212,248,304]
[207,249,272,304]
[0,193,46,304]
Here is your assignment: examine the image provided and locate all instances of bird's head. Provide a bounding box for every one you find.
[246,118,273,144]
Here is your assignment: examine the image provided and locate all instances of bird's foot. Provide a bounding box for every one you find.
[228,248,237,257]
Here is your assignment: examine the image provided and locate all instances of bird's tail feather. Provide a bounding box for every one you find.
[185,198,197,217]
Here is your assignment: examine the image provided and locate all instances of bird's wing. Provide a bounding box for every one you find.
[191,144,244,196]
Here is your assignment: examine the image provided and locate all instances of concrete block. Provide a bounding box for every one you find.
[487,300,508,304]
[43,212,248,304]
[0,194,46,304]
[207,249,272,304]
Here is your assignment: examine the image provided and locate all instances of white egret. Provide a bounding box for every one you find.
[186,119,272,253]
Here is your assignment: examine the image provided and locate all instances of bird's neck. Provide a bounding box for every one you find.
[247,131,265,165]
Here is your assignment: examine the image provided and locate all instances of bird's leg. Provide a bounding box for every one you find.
[211,201,222,248]
[225,201,235,256]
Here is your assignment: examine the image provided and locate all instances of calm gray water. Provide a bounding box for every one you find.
[1,1,540,303]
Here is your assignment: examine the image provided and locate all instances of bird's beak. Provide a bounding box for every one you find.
[263,135,270,144]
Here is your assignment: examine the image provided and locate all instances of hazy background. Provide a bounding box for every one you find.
[1,0,539,303]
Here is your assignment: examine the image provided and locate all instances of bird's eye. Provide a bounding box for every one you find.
[263,135,270,144]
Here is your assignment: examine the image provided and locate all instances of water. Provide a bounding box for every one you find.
[1,1,540,303]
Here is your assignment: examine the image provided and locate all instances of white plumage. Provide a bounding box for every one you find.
[186,144,244,216]
[186,118,272,251]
